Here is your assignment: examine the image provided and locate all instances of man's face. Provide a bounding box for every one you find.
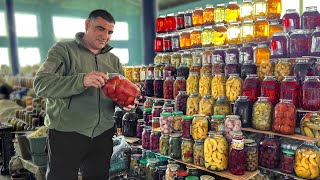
[84,17,115,50]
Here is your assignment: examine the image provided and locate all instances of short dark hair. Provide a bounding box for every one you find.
[88,9,115,24]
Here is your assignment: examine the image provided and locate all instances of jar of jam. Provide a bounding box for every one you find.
[175,91,188,114]
[224,56,241,77]
[252,97,273,130]
[301,6,320,30]
[282,9,300,33]
[257,61,275,80]
[210,115,225,132]
[226,74,242,102]
[173,77,186,99]
[302,76,320,111]
[199,73,212,97]
[203,4,215,25]
[269,20,283,37]
[211,74,227,100]
[176,12,185,30]
[154,77,164,98]
[253,0,267,19]
[156,16,166,33]
[154,35,164,52]
[266,0,282,19]
[193,140,205,166]
[147,64,155,77]
[142,126,151,150]
[229,131,245,175]
[279,149,295,174]
[213,96,232,116]
[294,59,314,85]
[240,43,255,64]
[171,33,181,52]
[241,19,254,43]
[234,96,252,128]
[187,92,201,115]
[273,99,296,135]
[164,76,174,100]
[311,27,320,56]
[274,59,292,82]
[160,112,173,134]
[254,16,269,42]
[160,133,170,156]
[241,60,257,79]
[244,141,258,171]
[152,117,160,130]
[227,22,241,45]
[289,29,309,58]
[270,32,289,59]
[214,4,226,24]
[165,13,176,32]
[181,138,194,163]
[280,76,300,108]
[184,10,193,28]
[136,119,145,138]
[261,76,280,105]
[213,47,226,64]
[186,72,199,96]
[192,7,204,26]
[199,94,214,116]
[201,26,214,47]
[177,63,189,80]
[145,76,154,97]
[169,133,182,159]
[150,130,161,152]
[259,134,280,169]
[226,0,240,24]
[190,28,202,48]
[224,115,242,142]
[213,23,227,46]
[240,0,254,21]
[254,43,270,66]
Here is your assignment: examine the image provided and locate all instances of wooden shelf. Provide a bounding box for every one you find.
[297,109,320,113]
[258,166,308,180]
[145,96,175,101]
[241,128,317,142]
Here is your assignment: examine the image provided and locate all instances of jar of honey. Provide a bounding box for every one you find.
[180,31,191,50]
[176,12,185,30]
[254,16,269,42]
[213,23,227,46]
[165,13,176,32]
[215,4,226,24]
[269,20,283,37]
[254,43,270,65]
[156,16,166,33]
[241,19,254,43]
[184,10,193,28]
[266,0,282,20]
[240,0,254,22]
[226,0,240,24]
[201,26,214,47]
[203,4,215,25]
[253,0,267,20]
[227,22,241,45]
[192,7,204,26]
[190,28,202,48]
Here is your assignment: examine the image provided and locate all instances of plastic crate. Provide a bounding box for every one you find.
[31,153,48,166]
[27,136,46,154]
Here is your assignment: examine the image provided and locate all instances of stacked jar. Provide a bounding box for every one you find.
[187,93,201,115]
[192,115,209,140]
[272,99,296,135]
[213,96,232,116]
[175,91,188,114]
[224,115,242,142]
[259,135,281,169]
[229,131,246,175]
[160,112,173,134]
[252,97,273,130]
[280,76,300,108]
[234,96,252,128]
[242,74,260,103]
[199,95,214,116]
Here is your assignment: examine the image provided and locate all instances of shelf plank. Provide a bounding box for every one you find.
[145,96,175,101]
[241,128,317,142]
[258,166,308,180]
[297,109,320,113]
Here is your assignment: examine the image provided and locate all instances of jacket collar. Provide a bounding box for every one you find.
[75,32,113,54]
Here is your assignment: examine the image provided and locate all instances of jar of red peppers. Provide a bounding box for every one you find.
[181,115,193,139]
[150,130,161,152]
[156,16,166,33]
[261,76,280,105]
[173,77,186,99]
[164,76,174,100]
[229,131,245,175]
[181,138,194,163]
[280,76,300,108]
[259,134,280,169]
[175,91,188,114]
[154,77,164,98]
[136,119,145,139]
[165,13,176,32]
[142,126,152,150]
[280,149,295,174]
[272,99,296,135]
[160,112,173,134]
[302,76,320,111]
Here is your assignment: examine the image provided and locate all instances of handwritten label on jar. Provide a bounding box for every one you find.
[232,139,244,150]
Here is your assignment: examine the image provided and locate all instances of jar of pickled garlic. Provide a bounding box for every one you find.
[241,19,254,43]
[242,74,261,103]
[253,0,267,20]
[154,77,164,98]
[254,43,270,66]
[163,34,172,52]
[199,94,215,116]
[226,74,243,102]
[224,55,241,77]
[181,115,193,139]
[171,32,181,52]
[224,115,242,142]
[211,74,226,100]
[261,76,280,105]
[172,111,183,132]
[259,134,280,168]
[289,29,309,58]
[176,12,185,30]
[241,60,257,79]
[165,13,176,32]
[201,26,214,47]
[214,4,226,24]
[274,59,292,82]
[282,9,301,33]
[204,131,228,171]
[301,6,320,30]
[191,28,202,48]
[252,97,273,130]
[280,76,300,108]
[244,141,258,172]
[227,22,241,45]
[311,27,320,56]
[270,32,289,59]
[184,9,193,28]
[169,133,182,159]
[154,63,165,79]
[164,63,176,79]
[203,4,215,25]
[254,16,269,41]
[154,35,164,52]
[302,76,320,111]
[213,96,232,116]
[156,15,166,33]
[269,20,283,37]
[266,0,282,19]
[190,63,201,74]
[192,7,204,26]
[226,0,240,24]
[180,31,191,50]
[182,50,193,68]
[181,138,194,163]
[173,77,186,99]
[193,140,205,166]
[187,93,201,115]
[192,50,202,65]
[272,99,296,135]
[186,72,200,96]
[257,61,274,80]
[240,0,254,21]
[199,73,212,97]
[234,96,252,128]
[177,63,189,80]
[150,130,161,152]
[213,23,227,46]
[294,59,314,85]
[210,115,225,132]
[171,53,181,69]
[229,131,245,175]
[160,133,170,156]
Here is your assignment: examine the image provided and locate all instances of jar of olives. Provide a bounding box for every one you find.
[244,141,258,172]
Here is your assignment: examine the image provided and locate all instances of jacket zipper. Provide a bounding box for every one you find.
[91,55,101,138]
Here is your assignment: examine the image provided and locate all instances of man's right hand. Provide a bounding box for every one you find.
[83,71,109,88]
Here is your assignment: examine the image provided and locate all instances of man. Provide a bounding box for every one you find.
[33,9,137,180]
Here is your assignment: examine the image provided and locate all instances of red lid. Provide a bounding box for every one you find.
[176,170,188,177]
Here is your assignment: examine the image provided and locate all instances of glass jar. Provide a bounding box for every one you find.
[186,72,200,96]
[173,77,186,99]
[164,76,174,100]
[289,29,309,58]
[156,165,167,180]
[244,142,258,171]
[229,131,245,175]
[172,111,183,132]
[190,63,201,74]
[213,96,232,116]
[176,12,185,30]
[261,76,280,105]
[193,140,205,166]
[203,4,215,25]
[165,13,176,32]
[294,59,314,85]
[226,45,240,64]
[257,61,274,80]
[140,65,147,82]
[213,23,227,46]
[300,112,320,139]
[241,60,257,79]
[270,32,289,59]
[152,117,160,130]
[212,62,225,75]
[240,0,254,21]
[156,16,166,33]
[241,19,254,43]
[187,93,201,116]
[142,127,152,150]
[280,76,300,108]
[175,91,188,114]
[302,76,320,111]
[181,115,193,139]
[154,63,165,79]
[154,77,164,98]
[201,26,214,47]
[150,130,161,152]
[160,112,173,134]
[130,154,142,177]
[199,95,215,116]
[148,64,155,77]
[144,108,152,125]
[177,63,190,80]
[226,0,240,24]
[163,34,172,52]
[122,112,138,137]
[132,66,140,83]
[154,54,163,64]
[192,115,209,140]
[184,9,193,28]
[302,6,320,30]
[144,97,154,109]
[169,133,182,159]
[311,27,320,56]
[254,43,270,66]
[192,50,202,64]
[171,53,182,68]
[192,7,204,26]
[164,63,177,79]
[259,134,280,169]
[227,22,241,45]
[280,149,295,174]
[210,115,225,132]
[191,28,202,48]
[199,74,212,97]
[213,47,226,64]
[252,97,273,130]
[240,43,255,64]
[253,0,267,19]
[124,66,133,82]
[226,74,242,102]
[181,138,194,163]
[273,99,296,135]
[266,0,282,19]
[146,158,158,180]
[294,142,320,179]
[242,74,261,103]
[166,164,180,180]
[282,9,300,33]
[200,64,212,77]
[139,158,148,179]
[254,16,269,42]
[160,133,170,156]
[154,35,164,53]
[214,4,226,24]
[224,115,242,142]
[180,31,191,50]
[269,20,283,37]
[202,49,213,65]
[234,96,252,128]
[274,59,292,82]
[136,119,145,138]
[224,59,241,78]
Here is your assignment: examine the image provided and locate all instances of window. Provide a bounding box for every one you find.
[111,48,129,64]
[303,0,320,12]
[18,48,41,67]
[281,0,300,17]
[52,16,85,39]
[0,48,9,66]
[15,13,38,37]
[112,22,129,40]
[0,12,6,36]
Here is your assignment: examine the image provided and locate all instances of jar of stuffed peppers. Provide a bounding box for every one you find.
[193,139,205,166]
[181,138,194,163]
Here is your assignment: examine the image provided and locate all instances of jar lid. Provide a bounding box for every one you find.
[153,106,163,108]
[211,115,225,119]
[182,115,193,120]
[161,112,172,117]
[282,149,295,155]
[152,117,160,120]
[173,111,183,116]
[176,170,188,177]
[200,175,215,180]
[170,133,182,137]
[131,154,142,159]
[144,108,152,112]
[244,139,255,144]
[139,158,148,165]
[186,176,199,180]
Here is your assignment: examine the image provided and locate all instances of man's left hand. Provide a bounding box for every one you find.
[122,98,140,111]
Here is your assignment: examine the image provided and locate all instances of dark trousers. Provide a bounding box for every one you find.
[46,127,115,180]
